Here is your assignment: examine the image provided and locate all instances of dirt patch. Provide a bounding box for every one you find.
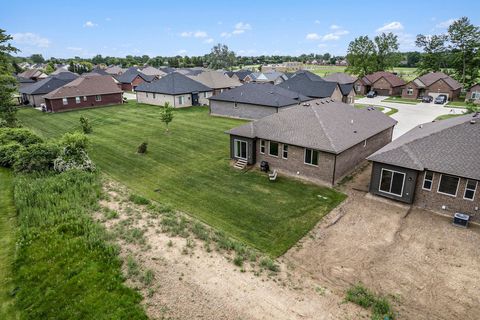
[96,180,367,320]
[285,167,480,319]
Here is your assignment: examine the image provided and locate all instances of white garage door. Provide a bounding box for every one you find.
[429,92,449,100]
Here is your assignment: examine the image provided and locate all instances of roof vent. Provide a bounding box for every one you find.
[470,120,476,124]
[302,103,310,107]
[350,119,354,124]
[419,124,423,128]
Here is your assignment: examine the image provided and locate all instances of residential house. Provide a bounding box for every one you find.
[226,70,253,83]
[188,71,242,95]
[401,72,462,101]
[209,82,311,120]
[354,71,405,96]
[50,65,71,75]
[176,67,207,76]
[368,113,480,222]
[18,69,48,81]
[323,72,357,85]
[466,83,480,103]
[43,75,123,112]
[135,72,212,107]
[105,65,125,75]
[140,66,168,78]
[19,72,78,107]
[227,100,396,186]
[115,67,156,91]
[278,70,355,104]
[245,71,288,85]
[15,75,35,90]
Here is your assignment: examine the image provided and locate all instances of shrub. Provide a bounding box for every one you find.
[141,269,155,286]
[13,142,59,172]
[0,127,42,146]
[259,257,280,272]
[59,132,88,152]
[233,255,244,267]
[137,142,148,154]
[79,116,92,134]
[346,283,395,320]
[54,132,95,172]
[0,142,24,167]
[129,194,151,205]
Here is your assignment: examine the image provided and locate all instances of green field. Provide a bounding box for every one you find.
[307,65,418,81]
[18,103,345,256]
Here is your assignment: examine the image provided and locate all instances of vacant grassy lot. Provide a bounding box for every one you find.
[18,103,345,256]
[308,65,418,81]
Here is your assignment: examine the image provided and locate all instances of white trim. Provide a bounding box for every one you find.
[233,139,247,160]
[268,141,279,157]
[259,139,265,154]
[75,96,81,104]
[304,148,319,166]
[422,171,434,191]
[282,144,288,159]
[95,95,101,102]
[378,168,405,197]
[437,174,459,197]
[463,179,477,201]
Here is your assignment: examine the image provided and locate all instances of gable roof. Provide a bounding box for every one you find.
[187,71,242,89]
[323,72,357,84]
[140,66,167,77]
[209,82,311,108]
[227,100,397,154]
[249,71,287,82]
[362,71,405,87]
[412,72,462,90]
[43,75,122,99]
[277,72,339,98]
[18,69,46,79]
[20,72,79,95]
[134,72,211,94]
[115,68,155,84]
[368,113,480,180]
[15,76,35,84]
[176,68,206,76]
[90,67,109,76]
[105,65,124,75]
[233,70,253,81]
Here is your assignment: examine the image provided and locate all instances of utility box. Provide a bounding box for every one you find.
[453,212,470,228]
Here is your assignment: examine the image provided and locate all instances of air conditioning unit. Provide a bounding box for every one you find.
[453,212,470,228]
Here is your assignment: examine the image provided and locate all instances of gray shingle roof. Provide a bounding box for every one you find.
[277,72,339,98]
[134,72,211,94]
[368,113,480,180]
[43,75,122,99]
[209,82,311,107]
[233,70,253,81]
[414,72,462,90]
[115,68,155,84]
[323,72,357,84]
[227,100,397,153]
[20,72,78,95]
[187,71,241,89]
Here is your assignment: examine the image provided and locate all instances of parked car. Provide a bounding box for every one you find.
[434,94,447,104]
[422,95,433,103]
[366,90,378,98]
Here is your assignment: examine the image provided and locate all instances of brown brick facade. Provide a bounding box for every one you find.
[120,75,149,91]
[402,79,461,100]
[45,93,123,112]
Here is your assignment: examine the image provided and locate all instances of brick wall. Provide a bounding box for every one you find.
[45,93,123,112]
[372,77,393,95]
[137,91,211,108]
[426,79,461,100]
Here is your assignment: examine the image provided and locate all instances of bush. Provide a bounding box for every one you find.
[54,132,95,172]
[13,143,59,172]
[259,257,279,272]
[346,283,395,320]
[0,127,42,146]
[59,132,88,152]
[79,116,92,134]
[129,194,151,205]
[0,142,24,167]
[137,142,148,154]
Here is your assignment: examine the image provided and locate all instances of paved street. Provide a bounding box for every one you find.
[356,96,467,139]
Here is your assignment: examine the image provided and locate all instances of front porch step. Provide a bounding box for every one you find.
[234,159,247,170]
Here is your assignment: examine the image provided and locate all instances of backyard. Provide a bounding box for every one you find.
[18,103,345,256]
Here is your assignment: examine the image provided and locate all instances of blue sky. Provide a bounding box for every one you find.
[2,0,479,58]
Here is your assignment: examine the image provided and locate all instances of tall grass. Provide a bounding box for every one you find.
[13,170,147,319]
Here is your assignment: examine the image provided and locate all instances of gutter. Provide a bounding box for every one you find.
[332,155,337,186]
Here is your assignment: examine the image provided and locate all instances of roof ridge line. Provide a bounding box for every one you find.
[311,105,336,151]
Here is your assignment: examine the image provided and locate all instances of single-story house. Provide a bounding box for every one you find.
[188,71,242,95]
[277,70,355,104]
[209,82,311,120]
[368,113,480,222]
[466,83,480,103]
[43,75,123,112]
[176,68,207,76]
[244,71,288,85]
[15,75,35,90]
[18,69,48,81]
[226,70,253,83]
[115,67,156,91]
[19,72,78,107]
[227,100,397,186]
[401,72,462,101]
[354,71,405,96]
[135,72,212,107]
[140,66,168,78]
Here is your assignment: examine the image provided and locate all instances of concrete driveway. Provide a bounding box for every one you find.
[356,96,466,139]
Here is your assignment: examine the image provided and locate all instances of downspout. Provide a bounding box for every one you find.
[331,154,337,186]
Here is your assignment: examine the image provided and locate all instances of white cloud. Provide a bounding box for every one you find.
[220,32,231,38]
[376,21,404,33]
[83,21,98,28]
[314,20,321,24]
[12,32,50,48]
[330,24,340,30]
[321,29,349,41]
[180,31,208,38]
[222,22,252,37]
[436,18,456,29]
[306,33,320,40]
[204,38,214,44]
[178,49,187,55]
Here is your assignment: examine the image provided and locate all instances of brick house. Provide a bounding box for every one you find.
[354,71,405,96]
[368,113,480,222]
[466,83,480,103]
[19,72,78,107]
[115,67,156,91]
[209,82,312,120]
[43,75,123,112]
[277,70,355,104]
[135,72,212,108]
[226,100,396,186]
[401,72,462,101]
[187,71,242,95]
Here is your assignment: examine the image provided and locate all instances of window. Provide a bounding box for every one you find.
[422,171,434,191]
[203,92,208,98]
[379,169,405,196]
[304,148,319,166]
[146,92,149,98]
[62,98,68,105]
[260,140,265,154]
[407,87,413,95]
[437,174,459,197]
[472,91,480,100]
[269,141,279,157]
[282,144,288,159]
[95,95,101,102]
[464,180,477,200]
[178,96,184,105]
[75,96,81,104]
[233,102,238,109]
[234,139,247,159]
[153,93,156,99]
[355,84,361,92]
[83,96,87,101]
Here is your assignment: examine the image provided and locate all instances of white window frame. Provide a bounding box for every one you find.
[146,92,149,98]
[422,171,434,191]
[378,168,405,197]
[407,87,413,95]
[95,95,101,102]
[268,141,279,157]
[75,96,81,104]
[153,93,156,99]
[259,140,265,154]
[463,179,477,201]
[203,92,208,98]
[233,139,247,160]
[304,148,319,166]
[83,96,87,101]
[62,98,68,105]
[437,174,460,197]
[282,144,288,159]
[178,96,184,105]
[472,91,480,100]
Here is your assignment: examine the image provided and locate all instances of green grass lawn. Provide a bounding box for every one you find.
[0,168,18,320]
[382,96,419,105]
[446,101,468,108]
[18,103,346,256]
[354,104,398,116]
[435,113,465,121]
